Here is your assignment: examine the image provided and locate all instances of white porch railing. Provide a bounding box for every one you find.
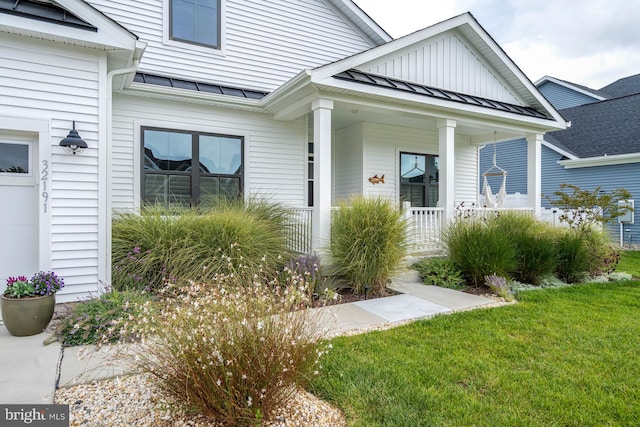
[288,205,543,255]
[403,206,445,253]
[287,208,313,254]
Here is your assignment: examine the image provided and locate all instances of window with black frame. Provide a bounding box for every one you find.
[170,0,220,48]
[400,152,439,207]
[142,128,242,205]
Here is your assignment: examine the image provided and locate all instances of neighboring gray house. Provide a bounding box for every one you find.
[480,74,640,245]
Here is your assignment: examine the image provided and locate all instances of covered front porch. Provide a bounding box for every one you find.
[263,13,566,255]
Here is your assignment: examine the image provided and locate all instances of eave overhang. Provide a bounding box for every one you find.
[559,153,640,169]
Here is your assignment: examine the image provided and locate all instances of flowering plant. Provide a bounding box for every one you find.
[30,271,64,296]
[3,271,64,298]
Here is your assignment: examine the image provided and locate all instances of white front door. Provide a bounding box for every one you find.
[0,133,37,295]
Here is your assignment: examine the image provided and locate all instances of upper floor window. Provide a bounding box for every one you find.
[142,128,242,206]
[170,0,220,48]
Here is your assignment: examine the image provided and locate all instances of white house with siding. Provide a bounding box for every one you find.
[0,0,566,302]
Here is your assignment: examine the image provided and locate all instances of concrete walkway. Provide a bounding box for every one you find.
[0,271,497,404]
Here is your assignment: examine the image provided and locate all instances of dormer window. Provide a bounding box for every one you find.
[170,0,220,48]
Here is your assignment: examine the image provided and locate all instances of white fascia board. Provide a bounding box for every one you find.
[124,84,264,113]
[325,0,392,45]
[559,153,640,169]
[542,139,578,160]
[535,76,606,101]
[261,70,313,107]
[0,0,139,51]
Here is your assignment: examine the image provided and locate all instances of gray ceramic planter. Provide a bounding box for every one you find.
[1,294,55,336]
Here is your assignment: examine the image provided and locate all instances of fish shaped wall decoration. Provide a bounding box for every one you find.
[368,174,385,185]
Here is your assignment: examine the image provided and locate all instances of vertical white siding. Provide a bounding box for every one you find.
[0,35,102,301]
[334,123,364,201]
[359,33,520,104]
[112,95,306,209]
[87,0,376,91]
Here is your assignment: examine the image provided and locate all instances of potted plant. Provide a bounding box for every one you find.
[1,271,64,336]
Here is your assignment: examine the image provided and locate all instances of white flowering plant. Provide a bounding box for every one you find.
[112,256,329,425]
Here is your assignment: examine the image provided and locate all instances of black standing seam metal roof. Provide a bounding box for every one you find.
[0,0,96,31]
[133,73,269,100]
[333,69,551,119]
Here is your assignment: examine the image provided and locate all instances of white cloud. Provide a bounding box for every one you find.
[354,0,640,88]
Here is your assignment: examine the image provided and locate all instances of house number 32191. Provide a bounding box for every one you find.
[41,159,49,213]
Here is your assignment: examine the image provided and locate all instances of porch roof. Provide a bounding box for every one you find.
[333,69,551,120]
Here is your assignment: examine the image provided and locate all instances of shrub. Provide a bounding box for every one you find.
[112,201,291,292]
[492,212,557,285]
[412,257,465,289]
[555,229,591,283]
[444,218,516,287]
[56,289,153,347]
[330,197,407,296]
[484,274,514,301]
[115,265,327,425]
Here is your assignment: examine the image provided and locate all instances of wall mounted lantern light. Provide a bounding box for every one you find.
[59,121,87,155]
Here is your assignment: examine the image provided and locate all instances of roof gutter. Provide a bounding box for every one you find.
[559,152,640,169]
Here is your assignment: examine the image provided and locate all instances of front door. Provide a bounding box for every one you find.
[400,152,439,207]
[0,133,37,296]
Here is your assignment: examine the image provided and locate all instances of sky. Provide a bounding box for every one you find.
[353,0,640,89]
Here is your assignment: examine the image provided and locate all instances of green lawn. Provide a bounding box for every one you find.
[618,250,640,277]
[311,281,640,426]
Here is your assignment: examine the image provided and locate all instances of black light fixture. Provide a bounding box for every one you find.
[59,121,87,155]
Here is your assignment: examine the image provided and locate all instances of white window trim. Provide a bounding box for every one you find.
[163,0,226,56]
[0,138,34,185]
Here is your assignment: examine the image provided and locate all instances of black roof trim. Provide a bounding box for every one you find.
[0,0,97,31]
[133,73,269,100]
[334,69,550,120]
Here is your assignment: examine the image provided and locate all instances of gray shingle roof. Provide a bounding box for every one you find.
[599,74,640,98]
[546,93,640,157]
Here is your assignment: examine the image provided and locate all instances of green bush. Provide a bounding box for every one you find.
[412,257,465,290]
[116,265,327,425]
[492,212,557,285]
[112,201,291,292]
[56,289,153,346]
[444,218,516,287]
[555,229,590,283]
[330,197,407,296]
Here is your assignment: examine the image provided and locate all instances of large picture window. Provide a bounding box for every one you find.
[170,0,220,48]
[400,152,439,207]
[142,128,242,205]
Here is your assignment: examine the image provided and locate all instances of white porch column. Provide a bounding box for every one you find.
[526,133,543,217]
[437,119,456,221]
[312,99,334,253]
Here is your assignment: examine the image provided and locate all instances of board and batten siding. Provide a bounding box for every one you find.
[537,81,600,110]
[334,123,364,201]
[111,95,307,210]
[0,35,104,302]
[87,0,376,92]
[359,32,520,105]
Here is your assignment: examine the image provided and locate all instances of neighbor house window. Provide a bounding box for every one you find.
[400,152,439,207]
[0,142,29,174]
[142,128,242,205]
[170,0,220,48]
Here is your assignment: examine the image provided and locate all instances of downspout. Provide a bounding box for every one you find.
[104,49,144,287]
